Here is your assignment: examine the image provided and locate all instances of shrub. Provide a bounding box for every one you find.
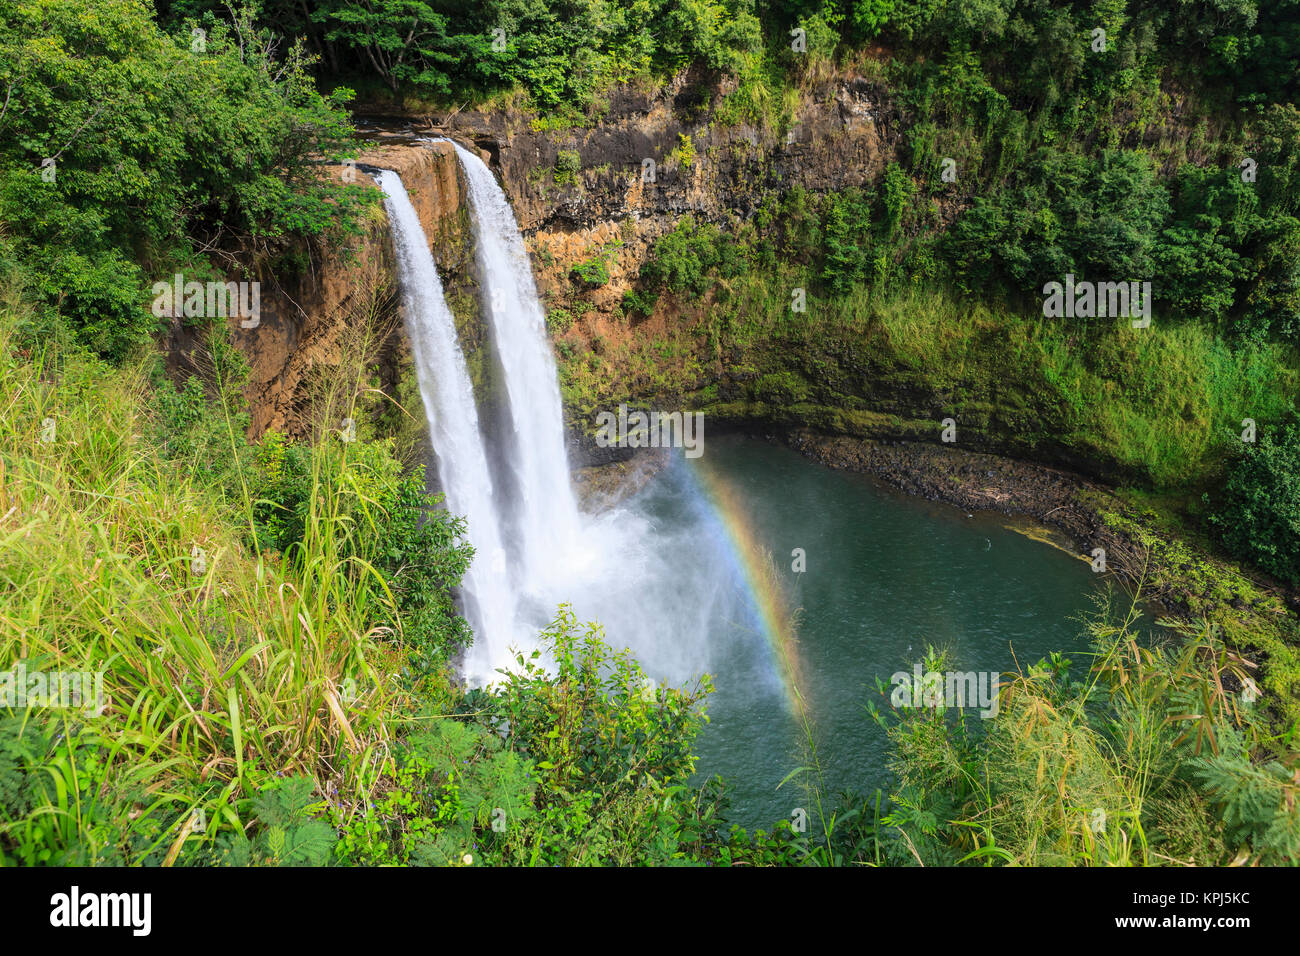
[0,0,368,359]
[570,255,611,287]
[252,435,474,667]
[641,216,749,297]
[546,308,573,334]
[554,149,581,185]
[945,149,1170,306]
[1210,421,1300,584]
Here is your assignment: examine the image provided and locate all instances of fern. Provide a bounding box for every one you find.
[1190,750,1300,864]
[227,776,337,867]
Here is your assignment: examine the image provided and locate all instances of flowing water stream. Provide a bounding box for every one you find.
[376,155,1107,832]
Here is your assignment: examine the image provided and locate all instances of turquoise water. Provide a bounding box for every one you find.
[623,435,1108,832]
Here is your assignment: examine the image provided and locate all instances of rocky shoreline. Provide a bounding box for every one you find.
[776,427,1300,624]
[780,427,1112,557]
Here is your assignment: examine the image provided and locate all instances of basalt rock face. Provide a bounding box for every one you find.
[358,139,478,273]
[440,74,893,231]
[432,70,898,316]
[160,197,390,439]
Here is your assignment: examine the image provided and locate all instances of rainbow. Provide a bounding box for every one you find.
[686,457,807,715]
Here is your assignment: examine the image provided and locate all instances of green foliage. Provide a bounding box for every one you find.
[0,297,460,864]
[0,0,369,359]
[570,256,610,287]
[640,216,750,297]
[1190,738,1300,863]
[621,287,659,319]
[493,606,709,796]
[946,149,1170,304]
[569,238,620,288]
[652,0,763,76]
[332,717,537,866]
[822,1,1300,347]
[879,162,914,239]
[1156,164,1300,341]
[252,433,475,666]
[0,717,37,822]
[870,595,1300,866]
[226,777,338,866]
[315,0,455,95]
[821,188,874,293]
[851,0,895,38]
[1210,421,1300,585]
[546,307,573,334]
[0,714,180,866]
[753,369,810,404]
[327,608,734,867]
[307,0,760,114]
[148,336,254,500]
[553,148,581,184]
[668,132,696,168]
[471,605,723,865]
[1195,0,1300,105]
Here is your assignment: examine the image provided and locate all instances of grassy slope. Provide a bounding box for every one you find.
[561,278,1298,490]
[0,297,419,863]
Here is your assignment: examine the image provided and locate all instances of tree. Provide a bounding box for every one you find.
[0,0,366,359]
[314,0,454,94]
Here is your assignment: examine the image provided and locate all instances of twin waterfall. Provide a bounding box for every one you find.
[377,149,604,683]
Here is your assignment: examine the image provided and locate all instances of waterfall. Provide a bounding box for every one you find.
[374,169,524,683]
[447,142,584,592]
[380,148,726,690]
[443,143,720,686]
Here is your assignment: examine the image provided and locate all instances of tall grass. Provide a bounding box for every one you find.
[0,302,413,864]
[821,285,1300,488]
[880,588,1300,867]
